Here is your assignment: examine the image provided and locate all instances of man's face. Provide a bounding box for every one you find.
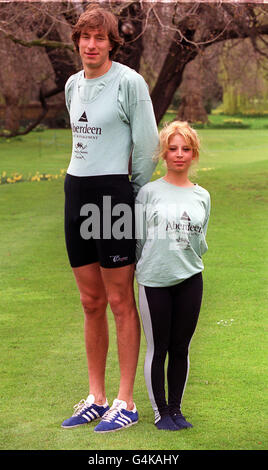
[78,27,112,74]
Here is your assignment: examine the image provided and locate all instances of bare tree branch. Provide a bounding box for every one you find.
[0,27,74,50]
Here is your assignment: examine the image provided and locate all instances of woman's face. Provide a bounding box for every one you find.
[164,134,195,173]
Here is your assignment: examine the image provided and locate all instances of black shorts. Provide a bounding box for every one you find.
[64,174,136,269]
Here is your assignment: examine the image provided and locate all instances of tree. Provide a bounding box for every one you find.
[218,37,268,115]
[0,1,77,135]
[149,1,268,123]
[1,0,268,135]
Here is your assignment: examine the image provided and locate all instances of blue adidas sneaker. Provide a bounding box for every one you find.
[94,399,138,433]
[61,394,109,429]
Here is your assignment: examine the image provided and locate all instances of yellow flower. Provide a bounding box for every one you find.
[14,174,22,181]
[31,175,40,182]
[1,168,67,184]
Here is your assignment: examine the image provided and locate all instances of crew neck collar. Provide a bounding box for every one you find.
[82,61,115,82]
[160,177,197,189]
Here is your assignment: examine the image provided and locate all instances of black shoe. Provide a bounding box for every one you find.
[170,412,193,429]
[155,415,181,431]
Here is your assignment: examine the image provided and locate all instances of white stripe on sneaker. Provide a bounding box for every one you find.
[82,414,91,422]
[122,415,132,423]
[116,416,129,425]
[115,420,124,427]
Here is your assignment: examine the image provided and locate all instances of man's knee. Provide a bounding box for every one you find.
[107,292,124,315]
[108,290,136,319]
[80,292,107,316]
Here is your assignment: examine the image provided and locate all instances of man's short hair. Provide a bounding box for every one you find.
[72,5,124,58]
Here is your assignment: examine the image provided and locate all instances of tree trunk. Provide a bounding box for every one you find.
[4,97,21,134]
[151,30,198,124]
[177,55,208,123]
[114,1,144,72]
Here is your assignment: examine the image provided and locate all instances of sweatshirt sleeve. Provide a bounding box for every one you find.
[64,74,77,114]
[203,192,211,236]
[119,71,159,196]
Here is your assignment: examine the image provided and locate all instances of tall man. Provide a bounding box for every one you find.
[61,6,158,433]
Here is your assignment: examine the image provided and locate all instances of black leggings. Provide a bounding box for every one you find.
[138,273,203,422]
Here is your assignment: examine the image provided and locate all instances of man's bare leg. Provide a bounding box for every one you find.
[101,263,140,410]
[73,262,108,405]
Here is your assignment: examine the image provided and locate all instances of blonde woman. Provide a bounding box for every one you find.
[136,121,211,431]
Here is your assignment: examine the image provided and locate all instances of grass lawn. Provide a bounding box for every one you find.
[0,121,267,451]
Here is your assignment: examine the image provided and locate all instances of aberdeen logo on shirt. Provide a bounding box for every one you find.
[180,211,191,221]
[71,121,102,136]
[71,111,102,138]
[72,110,102,136]
[79,111,88,122]
[165,209,202,234]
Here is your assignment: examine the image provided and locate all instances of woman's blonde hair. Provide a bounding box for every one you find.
[71,5,124,58]
[155,121,200,162]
